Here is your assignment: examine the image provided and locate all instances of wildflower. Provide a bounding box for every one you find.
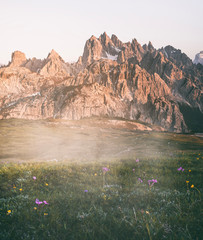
[146,211,150,214]
[191,185,194,188]
[138,178,143,183]
[132,169,135,172]
[94,173,97,176]
[197,158,199,160]
[103,195,107,200]
[177,167,182,171]
[136,159,140,163]
[182,168,184,171]
[44,213,48,216]
[35,199,43,205]
[33,176,37,180]
[19,188,22,191]
[189,170,191,172]
[186,181,189,184]
[7,210,11,214]
[43,201,49,205]
[13,186,16,189]
[45,183,48,186]
[148,179,157,187]
[84,190,88,192]
[102,167,110,173]
[34,207,37,210]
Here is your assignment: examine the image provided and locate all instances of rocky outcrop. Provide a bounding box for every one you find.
[9,51,27,67]
[0,33,202,133]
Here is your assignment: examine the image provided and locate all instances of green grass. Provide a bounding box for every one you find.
[0,152,202,240]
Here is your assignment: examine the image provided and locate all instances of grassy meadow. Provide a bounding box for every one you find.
[0,119,202,239]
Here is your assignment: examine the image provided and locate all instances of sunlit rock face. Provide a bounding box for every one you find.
[0,33,202,133]
[9,51,27,67]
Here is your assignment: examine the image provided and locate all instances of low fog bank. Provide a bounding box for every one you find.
[0,119,202,164]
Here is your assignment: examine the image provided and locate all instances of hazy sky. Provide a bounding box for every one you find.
[0,0,202,64]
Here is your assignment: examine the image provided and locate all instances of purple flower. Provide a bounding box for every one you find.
[102,167,110,173]
[138,178,143,183]
[136,159,140,163]
[43,201,49,205]
[182,168,184,172]
[33,176,37,180]
[177,167,182,171]
[148,179,157,187]
[132,168,135,172]
[84,190,88,192]
[35,199,43,205]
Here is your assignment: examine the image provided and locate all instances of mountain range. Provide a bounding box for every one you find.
[0,32,202,132]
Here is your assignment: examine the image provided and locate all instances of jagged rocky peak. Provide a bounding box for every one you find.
[99,32,113,47]
[47,49,63,61]
[111,34,123,48]
[160,45,193,68]
[82,32,121,66]
[193,51,203,65]
[82,32,147,66]
[82,35,103,66]
[148,41,154,51]
[39,49,70,76]
[9,50,27,67]
[142,41,155,52]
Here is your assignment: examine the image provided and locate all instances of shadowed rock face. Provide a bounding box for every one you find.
[0,33,202,132]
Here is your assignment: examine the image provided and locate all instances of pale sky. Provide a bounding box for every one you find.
[0,0,202,64]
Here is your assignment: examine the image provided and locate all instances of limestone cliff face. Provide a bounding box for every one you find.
[0,33,202,132]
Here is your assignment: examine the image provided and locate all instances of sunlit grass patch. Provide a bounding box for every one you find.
[0,153,202,240]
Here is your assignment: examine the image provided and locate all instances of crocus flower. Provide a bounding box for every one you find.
[84,190,88,192]
[102,167,110,173]
[35,199,43,205]
[33,176,36,180]
[43,201,49,205]
[136,159,140,163]
[138,178,143,183]
[148,179,157,187]
[177,167,182,171]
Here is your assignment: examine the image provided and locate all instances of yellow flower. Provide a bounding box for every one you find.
[94,173,97,176]
[103,195,107,200]
[197,158,199,160]
[44,213,48,216]
[34,207,37,210]
[45,183,48,186]
[186,181,189,184]
[19,188,22,191]
[191,185,194,188]
[7,210,11,214]
[189,170,191,172]
[146,211,150,214]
